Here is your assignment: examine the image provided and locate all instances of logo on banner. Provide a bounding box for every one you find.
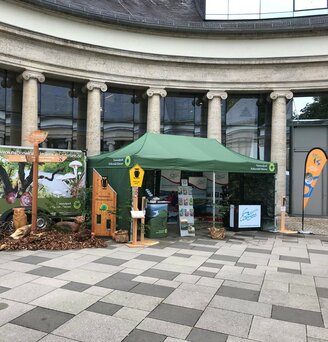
[303,148,327,209]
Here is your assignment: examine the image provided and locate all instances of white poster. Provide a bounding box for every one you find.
[238,205,261,228]
[160,170,181,192]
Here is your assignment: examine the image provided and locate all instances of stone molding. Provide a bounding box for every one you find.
[146,88,167,97]
[16,70,45,83]
[84,81,107,92]
[206,91,228,100]
[270,90,293,100]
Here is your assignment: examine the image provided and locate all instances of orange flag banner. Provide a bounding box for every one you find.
[303,148,327,209]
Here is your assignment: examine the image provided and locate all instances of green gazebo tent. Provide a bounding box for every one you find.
[89,133,276,173]
[88,133,277,230]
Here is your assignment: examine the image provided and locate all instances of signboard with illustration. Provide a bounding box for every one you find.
[0,145,86,219]
[238,205,261,228]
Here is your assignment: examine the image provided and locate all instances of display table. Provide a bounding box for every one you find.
[229,204,261,230]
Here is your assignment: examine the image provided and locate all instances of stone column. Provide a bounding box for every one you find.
[146,88,167,133]
[84,81,107,156]
[17,70,45,146]
[206,91,228,142]
[270,90,293,214]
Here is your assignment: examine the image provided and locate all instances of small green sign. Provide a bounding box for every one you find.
[124,156,131,166]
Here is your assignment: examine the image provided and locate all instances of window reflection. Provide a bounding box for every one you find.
[39,80,86,150]
[161,93,206,137]
[101,89,146,151]
[224,96,271,161]
[0,70,22,146]
[292,95,328,120]
[205,0,328,19]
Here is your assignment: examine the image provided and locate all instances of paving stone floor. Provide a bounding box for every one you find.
[1,229,328,341]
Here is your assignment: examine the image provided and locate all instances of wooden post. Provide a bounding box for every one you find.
[31,143,39,231]
[140,196,146,244]
[132,186,138,245]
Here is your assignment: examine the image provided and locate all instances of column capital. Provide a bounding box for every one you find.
[146,88,167,98]
[84,81,107,92]
[270,90,293,101]
[206,90,228,100]
[17,70,45,83]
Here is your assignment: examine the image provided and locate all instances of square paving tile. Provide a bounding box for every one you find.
[195,307,252,338]
[279,255,310,263]
[164,288,215,310]
[141,269,180,281]
[216,285,260,302]
[249,315,306,342]
[0,286,9,294]
[272,305,324,327]
[209,255,239,262]
[236,262,257,269]
[308,249,328,255]
[130,283,175,298]
[123,329,166,342]
[0,299,35,326]
[149,303,202,326]
[187,327,227,342]
[56,268,111,285]
[316,287,328,298]
[173,253,191,258]
[135,254,166,263]
[110,272,137,281]
[31,288,100,315]
[1,282,56,303]
[96,277,139,291]
[137,317,191,340]
[27,266,68,278]
[53,310,136,342]
[86,301,122,316]
[193,270,215,278]
[15,255,51,265]
[93,257,127,266]
[245,248,271,254]
[101,290,162,311]
[277,267,301,274]
[11,307,74,333]
[61,281,91,292]
[201,262,224,269]
[0,323,46,341]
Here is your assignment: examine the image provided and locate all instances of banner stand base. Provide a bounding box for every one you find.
[298,230,313,235]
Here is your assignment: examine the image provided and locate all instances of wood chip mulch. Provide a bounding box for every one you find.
[0,230,108,251]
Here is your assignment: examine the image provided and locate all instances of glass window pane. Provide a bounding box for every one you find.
[229,0,260,14]
[261,0,293,13]
[206,0,228,14]
[0,70,5,110]
[226,98,258,126]
[40,80,72,117]
[295,0,327,11]
[293,95,328,120]
[39,79,73,149]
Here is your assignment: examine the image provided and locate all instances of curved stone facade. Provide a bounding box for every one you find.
[1,0,328,217]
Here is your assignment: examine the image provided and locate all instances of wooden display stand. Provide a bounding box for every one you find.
[92,169,117,237]
[127,164,158,248]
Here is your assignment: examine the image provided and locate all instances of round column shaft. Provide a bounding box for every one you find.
[206,91,227,141]
[270,90,293,215]
[85,81,107,156]
[17,70,45,147]
[146,88,167,133]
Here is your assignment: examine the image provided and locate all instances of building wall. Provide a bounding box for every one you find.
[1,0,328,217]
